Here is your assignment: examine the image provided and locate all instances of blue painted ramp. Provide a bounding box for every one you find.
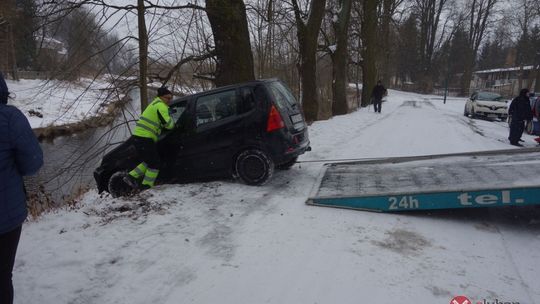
[306,149,540,212]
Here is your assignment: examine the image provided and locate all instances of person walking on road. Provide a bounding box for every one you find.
[371,80,387,113]
[124,87,175,191]
[0,72,44,304]
[508,88,533,147]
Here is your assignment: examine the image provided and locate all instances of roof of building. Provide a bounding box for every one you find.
[474,65,535,74]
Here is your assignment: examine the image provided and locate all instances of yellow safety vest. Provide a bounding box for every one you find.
[133,97,174,141]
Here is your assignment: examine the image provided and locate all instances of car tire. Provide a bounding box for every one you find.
[108,171,135,198]
[277,156,298,170]
[235,149,274,185]
[463,107,469,117]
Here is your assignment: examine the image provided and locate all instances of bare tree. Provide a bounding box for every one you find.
[361,0,379,107]
[330,0,353,116]
[414,0,449,92]
[291,0,327,122]
[206,0,255,86]
[137,0,149,109]
[459,0,498,96]
[511,0,540,91]
[379,0,405,87]
[40,0,205,109]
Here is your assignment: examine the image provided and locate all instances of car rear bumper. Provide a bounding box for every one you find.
[263,127,310,164]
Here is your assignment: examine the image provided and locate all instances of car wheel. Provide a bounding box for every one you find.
[108,171,135,198]
[463,107,469,117]
[277,156,298,170]
[235,149,274,185]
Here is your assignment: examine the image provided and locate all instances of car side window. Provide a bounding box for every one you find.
[240,87,255,113]
[195,90,238,127]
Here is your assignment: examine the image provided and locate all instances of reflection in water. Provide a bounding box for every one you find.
[25,90,141,210]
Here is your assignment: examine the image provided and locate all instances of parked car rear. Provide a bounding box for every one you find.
[94,79,311,196]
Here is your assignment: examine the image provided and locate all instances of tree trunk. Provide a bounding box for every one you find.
[137,0,149,110]
[460,47,474,96]
[292,0,327,122]
[206,0,255,87]
[361,0,378,107]
[380,0,393,86]
[331,0,353,116]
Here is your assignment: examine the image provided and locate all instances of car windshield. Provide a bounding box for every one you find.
[477,92,504,102]
[169,101,188,123]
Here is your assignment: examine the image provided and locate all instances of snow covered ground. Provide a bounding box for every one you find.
[15,90,540,304]
[5,78,122,129]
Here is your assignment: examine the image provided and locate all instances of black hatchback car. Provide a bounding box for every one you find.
[94,79,310,195]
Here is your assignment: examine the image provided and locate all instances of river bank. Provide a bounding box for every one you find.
[9,80,140,217]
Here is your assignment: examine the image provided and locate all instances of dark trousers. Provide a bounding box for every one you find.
[132,136,160,168]
[373,98,382,113]
[509,120,525,144]
[0,226,22,304]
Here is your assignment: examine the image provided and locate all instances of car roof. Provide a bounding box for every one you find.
[171,78,279,104]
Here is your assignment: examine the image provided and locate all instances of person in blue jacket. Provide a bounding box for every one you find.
[0,72,43,304]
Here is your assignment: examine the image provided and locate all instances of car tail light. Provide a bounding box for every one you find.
[267,105,285,132]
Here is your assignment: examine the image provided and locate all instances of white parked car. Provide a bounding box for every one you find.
[464,91,508,120]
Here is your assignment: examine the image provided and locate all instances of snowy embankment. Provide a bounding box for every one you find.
[6,78,123,129]
[15,90,540,304]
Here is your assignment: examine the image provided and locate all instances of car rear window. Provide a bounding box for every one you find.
[477,92,503,102]
[267,81,298,110]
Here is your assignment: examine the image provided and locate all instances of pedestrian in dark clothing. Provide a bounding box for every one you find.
[508,88,533,146]
[371,80,387,113]
[0,72,43,304]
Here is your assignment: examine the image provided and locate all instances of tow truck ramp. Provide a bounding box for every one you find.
[306,148,540,212]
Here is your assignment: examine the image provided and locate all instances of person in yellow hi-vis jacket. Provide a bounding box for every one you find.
[124,87,175,190]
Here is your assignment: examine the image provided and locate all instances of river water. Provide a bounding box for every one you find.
[25,89,142,210]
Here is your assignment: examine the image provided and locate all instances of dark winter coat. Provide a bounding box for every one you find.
[0,72,8,105]
[508,93,533,122]
[371,84,387,100]
[0,101,43,234]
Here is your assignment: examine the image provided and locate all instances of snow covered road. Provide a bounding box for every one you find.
[15,90,540,304]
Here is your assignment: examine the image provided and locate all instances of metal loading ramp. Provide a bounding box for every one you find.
[306,148,540,212]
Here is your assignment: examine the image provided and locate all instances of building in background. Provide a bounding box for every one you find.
[472,65,538,97]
